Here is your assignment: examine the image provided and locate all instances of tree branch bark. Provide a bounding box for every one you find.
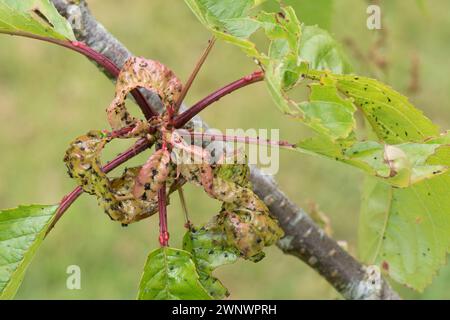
[51,0,400,300]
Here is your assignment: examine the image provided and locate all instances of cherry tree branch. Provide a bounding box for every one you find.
[50,0,400,300]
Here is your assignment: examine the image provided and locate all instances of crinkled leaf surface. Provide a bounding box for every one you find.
[137,247,212,300]
[0,0,75,40]
[0,204,57,299]
[183,226,239,299]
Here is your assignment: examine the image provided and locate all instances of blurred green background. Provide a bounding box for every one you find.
[0,0,449,299]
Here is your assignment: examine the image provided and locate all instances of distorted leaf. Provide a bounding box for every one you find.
[297,138,446,188]
[107,56,182,132]
[133,149,171,201]
[64,131,167,225]
[183,225,239,299]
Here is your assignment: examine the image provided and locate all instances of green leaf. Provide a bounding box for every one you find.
[183,226,239,299]
[299,25,351,74]
[334,74,439,144]
[0,0,75,40]
[359,173,450,290]
[297,137,447,188]
[358,132,450,290]
[137,247,212,300]
[0,204,58,299]
[298,78,356,140]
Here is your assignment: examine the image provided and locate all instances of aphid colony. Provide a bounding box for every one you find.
[63,56,283,259]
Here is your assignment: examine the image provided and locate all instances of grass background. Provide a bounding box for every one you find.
[0,0,449,299]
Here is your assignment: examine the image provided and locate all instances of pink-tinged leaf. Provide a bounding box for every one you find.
[107,57,182,132]
[133,149,171,201]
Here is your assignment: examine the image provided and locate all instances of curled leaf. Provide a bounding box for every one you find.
[133,149,171,201]
[64,131,174,225]
[107,57,182,132]
[183,224,239,299]
[180,162,284,260]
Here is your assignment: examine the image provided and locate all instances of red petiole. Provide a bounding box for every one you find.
[173,70,264,128]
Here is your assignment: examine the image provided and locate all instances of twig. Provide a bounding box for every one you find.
[173,37,216,112]
[178,187,191,229]
[174,70,264,128]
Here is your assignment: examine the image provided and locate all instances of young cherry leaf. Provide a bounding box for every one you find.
[64,130,174,225]
[107,56,182,134]
[0,205,58,299]
[299,25,351,74]
[0,0,75,40]
[137,247,212,300]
